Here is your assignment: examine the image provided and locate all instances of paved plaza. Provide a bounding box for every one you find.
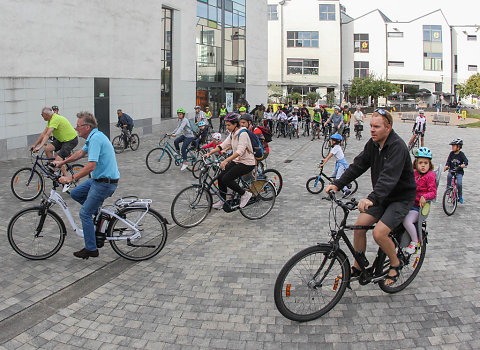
[0,117,479,349]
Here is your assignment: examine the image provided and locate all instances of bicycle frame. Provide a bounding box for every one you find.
[159,135,196,163]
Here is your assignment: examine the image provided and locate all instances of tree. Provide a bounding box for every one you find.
[288,92,302,104]
[349,75,398,108]
[305,91,320,106]
[458,73,480,98]
[325,91,336,106]
[268,85,284,104]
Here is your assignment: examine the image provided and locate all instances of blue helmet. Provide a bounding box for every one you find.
[198,121,206,127]
[330,133,343,142]
[415,147,432,159]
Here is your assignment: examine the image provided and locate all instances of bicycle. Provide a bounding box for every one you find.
[442,167,460,216]
[112,126,140,154]
[10,151,89,201]
[274,192,428,321]
[354,124,363,140]
[145,134,198,174]
[306,161,358,197]
[408,133,420,156]
[7,176,168,261]
[170,159,276,228]
[321,135,347,158]
[301,119,310,137]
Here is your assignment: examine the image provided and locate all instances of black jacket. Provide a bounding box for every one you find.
[334,130,416,206]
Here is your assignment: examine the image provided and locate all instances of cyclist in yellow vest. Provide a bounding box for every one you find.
[218,103,227,132]
[205,106,213,129]
[30,106,78,175]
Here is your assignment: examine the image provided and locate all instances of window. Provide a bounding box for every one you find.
[287,59,319,75]
[468,65,478,71]
[354,61,369,78]
[388,32,404,38]
[268,5,278,20]
[467,35,477,41]
[388,61,404,67]
[423,25,442,71]
[287,31,319,48]
[319,4,335,21]
[354,34,369,52]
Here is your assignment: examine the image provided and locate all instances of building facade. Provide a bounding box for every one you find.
[0,0,267,160]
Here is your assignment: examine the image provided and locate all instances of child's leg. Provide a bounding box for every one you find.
[456,173,463,198]
[403,210,419,242]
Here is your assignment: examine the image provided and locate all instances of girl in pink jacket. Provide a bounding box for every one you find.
[403,147,437,254]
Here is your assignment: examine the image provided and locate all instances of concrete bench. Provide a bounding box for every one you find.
[432,114,450,125]
[400,113,415,122]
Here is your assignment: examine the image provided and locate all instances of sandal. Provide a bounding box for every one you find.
[339,266,361,280]
[384,264,402,286]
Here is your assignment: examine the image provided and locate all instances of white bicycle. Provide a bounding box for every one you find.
[7,178,168,261]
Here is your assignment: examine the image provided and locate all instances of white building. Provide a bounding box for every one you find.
[0,0,267,160]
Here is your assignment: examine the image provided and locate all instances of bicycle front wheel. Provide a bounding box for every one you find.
[112,136,125,154]
[410,137,419,156]
[262,169,283,195]
[107,207,168,261]
[7,207,66,260]
[146,147,172,174]
[274,245,349,322]
[321,139,331,158]
[306,176,324,194]
[191,159,206,179]
[442,187,457,216]
[129,134,140,151]
[171,186,212,228]
[240,180,276,220]
[11,168,44,201]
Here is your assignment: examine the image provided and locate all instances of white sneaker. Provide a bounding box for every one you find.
[180,163,188,171]
[212,200,224,209]
[239,191,253,208]
[405,241,418,254]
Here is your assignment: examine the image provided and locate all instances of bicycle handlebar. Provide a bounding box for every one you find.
[324,191,358,211]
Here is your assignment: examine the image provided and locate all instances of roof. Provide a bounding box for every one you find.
[341,9,392,24]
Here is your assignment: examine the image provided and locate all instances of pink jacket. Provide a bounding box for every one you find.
[414,169,437,207]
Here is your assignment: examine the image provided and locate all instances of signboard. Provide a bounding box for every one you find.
[226,92,233,112]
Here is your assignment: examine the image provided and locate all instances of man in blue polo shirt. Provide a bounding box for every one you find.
[54,111,120,259]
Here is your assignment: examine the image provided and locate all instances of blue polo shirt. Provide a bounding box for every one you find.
[82,129,120,180]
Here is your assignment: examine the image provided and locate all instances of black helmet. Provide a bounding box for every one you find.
[52,105,59,111]
[239,113,253,122]
[449,138,463,146]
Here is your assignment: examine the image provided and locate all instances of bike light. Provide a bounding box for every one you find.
[286,284,291,297]
[413,257,419,269]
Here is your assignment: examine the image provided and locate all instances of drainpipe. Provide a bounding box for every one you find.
[279,0,285,98]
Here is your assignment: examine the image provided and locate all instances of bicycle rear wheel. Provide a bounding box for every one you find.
[321,139,331,158]
[442,187,457,215]
[68,164,92,188]
[107,207,167,261]
[306,176,324,194]
[7,207,66,260]
[274,245,349,322]
[146,147,172,174]
[129,134,140,151]
[262,169,283,195]
[240,180,276,220]
[11,168,44,201]
[112,136,125,154]
[171,185,212,228]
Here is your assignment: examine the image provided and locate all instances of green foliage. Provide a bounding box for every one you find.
[458,73,480,98]
[288,92,302,103]
[305,91,320,105]
[268,85,284,103]
[349,75,399,107]
[326,91,335,106]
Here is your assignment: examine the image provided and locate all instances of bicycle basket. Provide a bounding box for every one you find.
[249,179,267,195]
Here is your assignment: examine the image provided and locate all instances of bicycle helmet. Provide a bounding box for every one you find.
[239,113,253,122]
[415,147,432,159]
[212,132,222,141]
[177,108,186,114]
[224,113,240,124]
[418,109,425,114]
[334,106,341,111]
[52,105,59,111]
[198,121,206,127]
[330,133,343,142]
[449,138,463,146]
[194,105,201,109]
[239,106,247,112]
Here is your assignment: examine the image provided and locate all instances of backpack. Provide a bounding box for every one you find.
[188,118,199,133]
[237,129,264,160]
[256,126,272,143]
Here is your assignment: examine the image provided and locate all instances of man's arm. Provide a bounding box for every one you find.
[31,127,54,151]
[59,160,95,184]
[54,149,87,167]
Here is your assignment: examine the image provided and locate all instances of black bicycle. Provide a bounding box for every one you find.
[408,133,420,156]
[112,126,140,154]
[306,161,357,197]
[321,135,347,158]
[354,124,363,140]
[11,151,89,201]
[274,192,428,321]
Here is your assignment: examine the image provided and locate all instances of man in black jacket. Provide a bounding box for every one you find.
[325,109,416,286]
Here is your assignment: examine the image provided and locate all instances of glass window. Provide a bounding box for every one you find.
[319,4,335,21]
[268,5,278,20]
[423,25,442,42]
[287,59,319,75]
[423,25,442,71]
[286,31,319,48]
[467,35,477,41]
[354,34,369,52]
[388,61,404,67]
[225,0,233,12]
[208,5,217,21]
[161,8,173,119]
[354,61,369,78]
[468,65,478,71]
[197,1,208,19]
[388,32,403,37]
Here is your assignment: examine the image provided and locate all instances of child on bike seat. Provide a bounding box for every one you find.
[192,121,209,150]
[320,134,350,195]
[402,147,437,254]
[202,132,223,155]
[444,138,468,203]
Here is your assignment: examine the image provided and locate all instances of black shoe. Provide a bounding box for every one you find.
[73,248,99,259]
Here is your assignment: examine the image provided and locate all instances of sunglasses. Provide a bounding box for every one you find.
[374,108,391,124]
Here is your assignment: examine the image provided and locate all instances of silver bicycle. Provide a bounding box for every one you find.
[7,177,168,261]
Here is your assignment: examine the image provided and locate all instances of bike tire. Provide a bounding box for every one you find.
[306,176,324,194]
[11,168,44,201]
[378,237,427,293]
[129,134,140,151]
[239,180,276,220]
[262,168,283,195]
[322,139,331,158]
[191,159,205,179]
[341,137,347,151]
[112,136,125,154]
[107,207,168,261]
[146,147,172,174]
[410,137,419,156]
[442,187,457,216]
[69,164,92,188]
[342,179,358,197]
[7,207,66,260]
[171,185,212,228]
[274,245,349,322]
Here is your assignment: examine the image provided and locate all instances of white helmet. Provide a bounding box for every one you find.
[418,109,425,114]
[212,132,222,141]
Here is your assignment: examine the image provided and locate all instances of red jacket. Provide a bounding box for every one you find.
[413,169,437,207]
